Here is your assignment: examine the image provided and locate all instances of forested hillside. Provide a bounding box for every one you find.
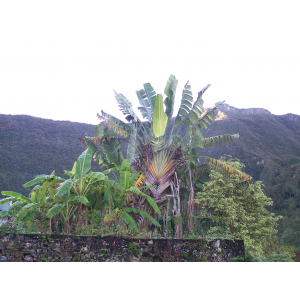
[1,104,300,246]
[0,114,97,196]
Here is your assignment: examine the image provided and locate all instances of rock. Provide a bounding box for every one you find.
[24,255,34,262]
[0,256,9,262]
[64,256,72,261]
[213,240,220,248]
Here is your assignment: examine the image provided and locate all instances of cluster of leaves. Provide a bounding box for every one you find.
[0,149,161,235]
[195,155,282,256]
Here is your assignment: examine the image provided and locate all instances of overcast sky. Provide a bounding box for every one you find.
[1,1,299,125]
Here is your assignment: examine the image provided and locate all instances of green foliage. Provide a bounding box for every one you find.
[119,159,130,189]
[124,207,161,227]
[164,74,178,120]
[116,210,138,233]
[3,76,300,249]
[46,204,65,218]
[1,191,32,204]
[128,243,140,255]
[153,94,168,137]
[75,149,92,179]
[195,156,282,255]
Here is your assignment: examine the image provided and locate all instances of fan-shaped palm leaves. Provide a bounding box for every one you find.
[83,74,250,237]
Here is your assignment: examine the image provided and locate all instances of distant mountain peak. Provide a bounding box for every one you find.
[284,113,300,122]
[218,103,272,115]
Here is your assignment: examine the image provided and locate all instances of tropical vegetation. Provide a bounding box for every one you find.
[81,75,251,238]
[0,74,296,260]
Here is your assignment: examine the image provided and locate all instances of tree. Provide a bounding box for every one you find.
[83,75,250,238]
[195,155,282,255]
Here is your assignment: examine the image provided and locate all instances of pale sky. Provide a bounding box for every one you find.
[1,1,300,125]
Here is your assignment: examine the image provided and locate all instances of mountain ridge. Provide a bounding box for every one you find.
[2,103,300,124]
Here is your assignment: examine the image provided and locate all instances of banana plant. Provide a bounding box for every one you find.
[40,150,161,233]
[96,159,162,233]
[44,148,125,233]
[0,171,65,222]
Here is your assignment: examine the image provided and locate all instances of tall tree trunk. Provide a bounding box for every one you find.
[166,199,170,238]
[162,207,166,237]
[187,169,194,232]
[171,173,183,239]
[64,219,70,234]
[48,217,52,234]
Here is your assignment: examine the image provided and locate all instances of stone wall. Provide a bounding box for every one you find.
[0,233,245,262]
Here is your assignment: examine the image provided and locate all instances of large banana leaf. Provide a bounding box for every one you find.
[48,186,57,200]
[17,202,48,219]
[116,210,138,233]
[64,170,74,178]
[72,196,90,206]
[1,191,33,204]
[23,174,64,188]
[120,159,130,189]
[103,186,115,207]
[175,81,193,125]
[46,203,66,218]
[129,172,140,186]
[126,186,161,215]
[75,149,92,179]
[87,172,106,181]
[71,161,77,174]
[102,166,133,175]
[83,138,109,168]
[164,74,178,120]
[37,180,55,202]
[101,180,124,192]
[56,179,77,197]
[6,200,24,212]
[0,197,15,206]
[102,137,124,166]
[124,207,161,227]
[94,123,105,137]
[153,94,168,137]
